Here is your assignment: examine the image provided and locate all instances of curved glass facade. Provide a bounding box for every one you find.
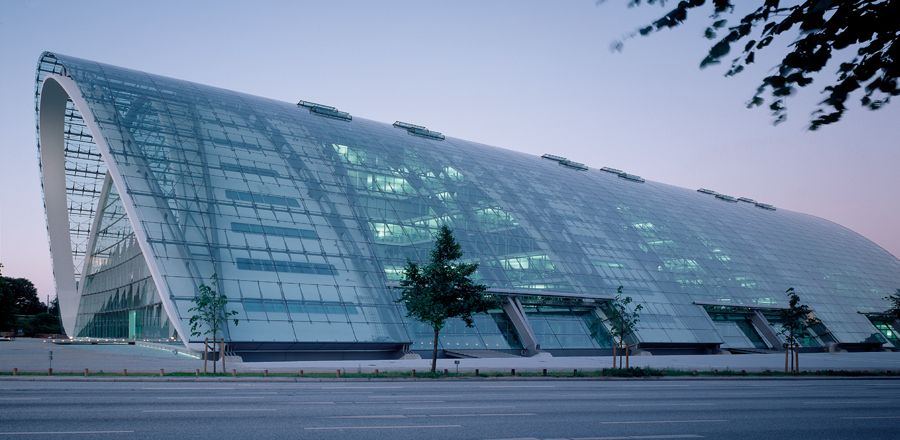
[37,52,900,356]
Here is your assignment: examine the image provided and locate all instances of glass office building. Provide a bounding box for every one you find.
[36,52,900,359]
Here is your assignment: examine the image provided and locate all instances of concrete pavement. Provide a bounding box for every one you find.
[3,338,900,375]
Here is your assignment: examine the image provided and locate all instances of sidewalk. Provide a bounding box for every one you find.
[3,338,900,374]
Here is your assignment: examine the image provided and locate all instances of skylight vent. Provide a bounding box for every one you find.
[541,154,567,162]
[618,173,645,183]
[715,194,738,202]
[697,188,717,195]
[738,197,756,203]
[297,100,352,121]
[755,203,776,211]
[559,159,588,171]
[394,121,445,140]
[601,167,623,174]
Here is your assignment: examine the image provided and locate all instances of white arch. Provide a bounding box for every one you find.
[38,74,190,348]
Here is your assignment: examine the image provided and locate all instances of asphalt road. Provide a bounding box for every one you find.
[1,379,898,439]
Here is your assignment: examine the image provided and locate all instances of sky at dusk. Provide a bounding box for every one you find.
[0,1,898,301]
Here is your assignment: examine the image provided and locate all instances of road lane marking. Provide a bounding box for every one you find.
[328,413,536,419]
[305,424,461,431]
[0,398,42,401]
[353,400,445,404]
[402,405,516,410]
[328,415,407,419]
[156,396,265,400]
[616,403,714,407]
[478,385,555,388]
[0,431,134,436]
[574,435,704,439]
[485,436,703,440]
[600,419,727,425]
[842,416,900,420]
[140,387,237,390]
[142,408,277,413]
[803,400,887,405]
[318,386,404,389]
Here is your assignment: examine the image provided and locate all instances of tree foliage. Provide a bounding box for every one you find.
[605,285,643,368]
[608,0,899,129]
[0,264,45,332]
[397,225,495,373]
[885,288,900,320]
[779,287,819,347]
[188,274,239,342]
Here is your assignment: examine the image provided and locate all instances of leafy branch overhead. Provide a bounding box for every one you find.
[608,0,899,129]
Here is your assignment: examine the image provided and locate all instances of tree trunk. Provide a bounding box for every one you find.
[625,344,630,369]
[612,342,617,368]
[794,344,800,374]
[784,343,789,373]
[212,329,218,373]
[431,327,440,374]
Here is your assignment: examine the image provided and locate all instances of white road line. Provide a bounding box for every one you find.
[428,413,536,418]
[402,405,516,410]
[0,431,134,436]
[156,396,265,400]
[139,387,237,390]
[142,408,277,413]
[0,398,42,401]
[328,415,407,419]
[574,435,704,439]
[305,424,462,431]
[353,400,446,404]
[802,400,885,405]
[317,386,404,389]
[328,413,535,419]
[841,416,900,420]
[478,385,555,388]
[600,419,727,425]
[616,403,714,407]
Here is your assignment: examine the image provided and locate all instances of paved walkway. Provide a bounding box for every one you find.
[3,338,900,374]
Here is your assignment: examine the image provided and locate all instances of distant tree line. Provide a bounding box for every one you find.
[0,263,62,336]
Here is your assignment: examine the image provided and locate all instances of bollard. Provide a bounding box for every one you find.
[13,368,17,376]
[84,368,89,377]
[48,368,53,376]
[232,369,237,377]
[264,369,269,377]
[123,369,128,376]
[160,368,165,377]
[511,368,516,376]
[195,368,200,377]
[542,368,547,376]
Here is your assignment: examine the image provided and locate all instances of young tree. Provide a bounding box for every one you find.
[606,286,643,369]
[397,225,495,373]
[188,274,239,373]
[779,287,819,373]
[604,0,899,130]
[885,289,900,320]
